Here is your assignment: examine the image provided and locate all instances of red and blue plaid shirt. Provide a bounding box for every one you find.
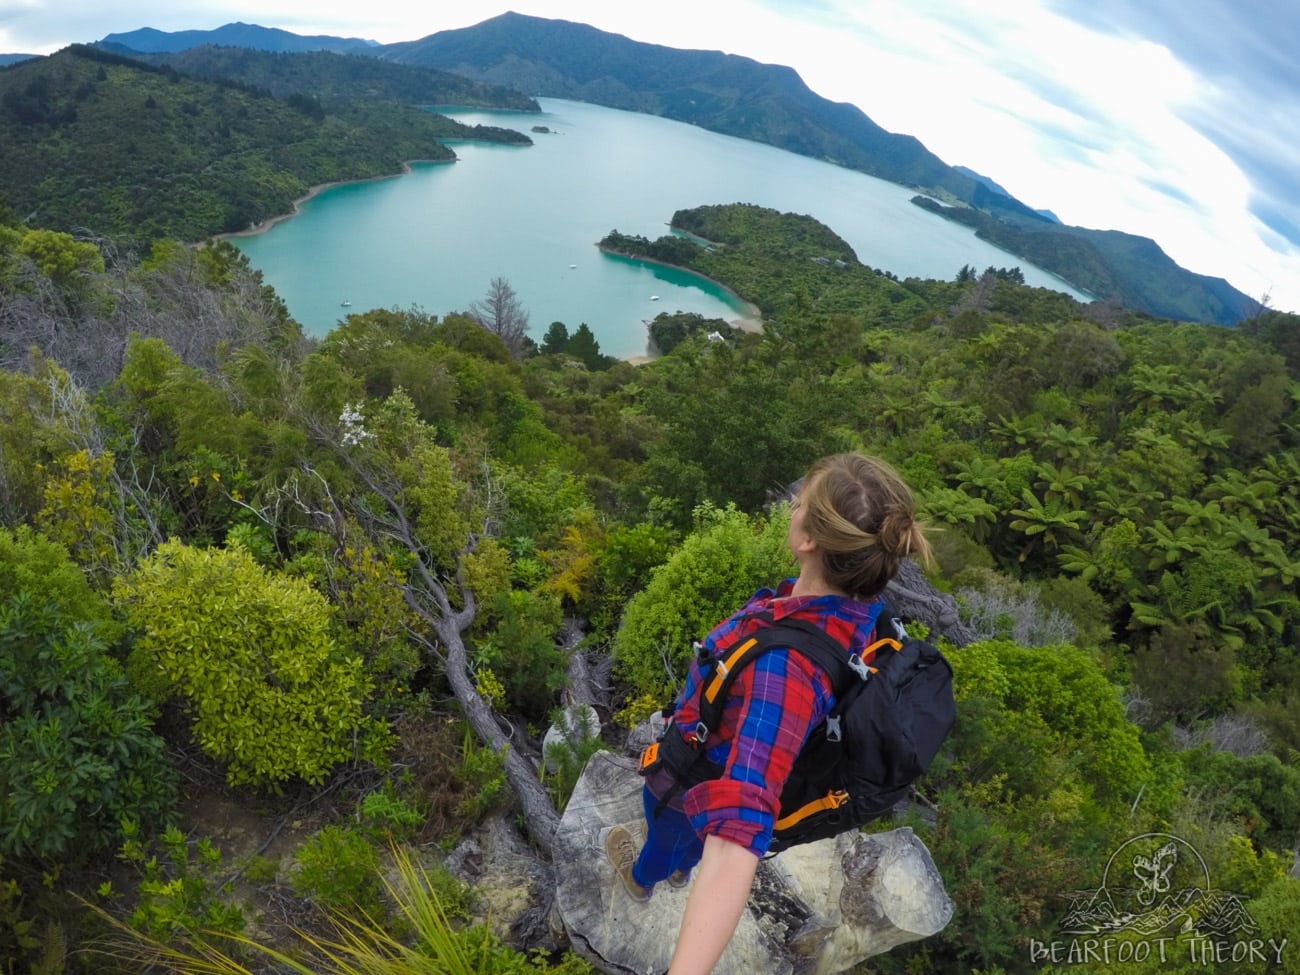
[665,580,884,857]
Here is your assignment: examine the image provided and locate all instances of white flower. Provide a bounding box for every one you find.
[339,403,374,447]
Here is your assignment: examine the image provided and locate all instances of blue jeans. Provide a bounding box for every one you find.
[632,785,704,887]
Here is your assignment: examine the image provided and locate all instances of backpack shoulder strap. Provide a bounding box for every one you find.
[694,615,872,739]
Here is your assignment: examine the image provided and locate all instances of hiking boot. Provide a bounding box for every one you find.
[667,868,692,888]
[605,825,652,902]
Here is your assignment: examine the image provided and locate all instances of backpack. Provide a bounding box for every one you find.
[638,608,955,853]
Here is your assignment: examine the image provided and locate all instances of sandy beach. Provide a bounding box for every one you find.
[216,159,454,241]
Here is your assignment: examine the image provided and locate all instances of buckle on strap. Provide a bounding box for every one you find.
[852,637,902,680]
[826,714,843,743]
[774,789,850,832]
[638,741,661,773]
[694,721,709,745]
[847,653,872,681]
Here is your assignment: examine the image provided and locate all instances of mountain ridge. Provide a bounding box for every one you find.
[379,13,1047,226]
[104,44,540,112]
[101,22,379,56]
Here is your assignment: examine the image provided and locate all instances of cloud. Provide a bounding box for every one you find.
[1138,178,1198,210]
[1047,0,1300,249]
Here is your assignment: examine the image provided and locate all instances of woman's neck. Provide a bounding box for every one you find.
[790,569,849,599]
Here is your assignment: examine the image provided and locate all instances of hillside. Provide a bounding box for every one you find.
[376,12,1256,325]
[911,196,1258,324]
[0,45,531,243]
[602,203,933,328]
[105,44,541,112]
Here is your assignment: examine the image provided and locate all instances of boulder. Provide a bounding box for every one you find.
[554,751,953,975]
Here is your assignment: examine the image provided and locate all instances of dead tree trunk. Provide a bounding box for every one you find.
[418,583,562,848]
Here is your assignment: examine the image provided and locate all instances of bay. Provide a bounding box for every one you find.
[231,98,1088,359]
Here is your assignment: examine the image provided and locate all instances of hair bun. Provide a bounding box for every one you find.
[876,505,912,555]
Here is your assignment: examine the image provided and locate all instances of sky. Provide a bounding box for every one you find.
[2,0,1298,314]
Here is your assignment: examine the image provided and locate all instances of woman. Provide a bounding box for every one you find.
[606,453,932,975]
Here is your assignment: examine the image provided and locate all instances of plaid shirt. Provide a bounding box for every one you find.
[669,580,884,856]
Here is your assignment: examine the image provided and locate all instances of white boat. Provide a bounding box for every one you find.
[649,295,660,301]
[340,300,352,307]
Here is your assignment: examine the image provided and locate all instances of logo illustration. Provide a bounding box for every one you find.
[1032,832,1288,968]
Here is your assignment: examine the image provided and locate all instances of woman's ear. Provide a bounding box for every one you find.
[793,535,818,555]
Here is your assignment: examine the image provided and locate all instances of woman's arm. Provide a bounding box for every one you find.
[667,833,759,975]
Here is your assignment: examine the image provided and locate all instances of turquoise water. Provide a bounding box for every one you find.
[232,98,1087,359]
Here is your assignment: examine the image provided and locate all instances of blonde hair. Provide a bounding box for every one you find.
[799,453,932,598]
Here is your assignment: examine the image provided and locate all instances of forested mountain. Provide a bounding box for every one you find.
[375,12,1257,326]
[2,195,1298,973]
[912,195,1256,324]
[101,22,380,55]
[954,164,1062,223]
[103,44,540,111]
[0,44,530,243]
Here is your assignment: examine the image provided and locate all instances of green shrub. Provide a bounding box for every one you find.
[947,639,1151,814]
[93,845,595,975]
[0,526,120,640]
[119,821,246,942]
[454,729,508,821]
[1178,747,1300,854]
[613,502,792,698]
[359,784,425,842]
[292,826,383,917]
[542,707,607,810]
[114,540,388,787]
[476,589,565,720]
[0,592,175,862]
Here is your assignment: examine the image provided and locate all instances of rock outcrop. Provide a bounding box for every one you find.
[885,558,975,647]
[553,751,953,975]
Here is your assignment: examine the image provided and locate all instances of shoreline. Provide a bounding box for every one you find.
[215,158,455,241]
[597,245,764,335]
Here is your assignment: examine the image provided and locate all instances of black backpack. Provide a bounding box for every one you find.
[639,608,956,853]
